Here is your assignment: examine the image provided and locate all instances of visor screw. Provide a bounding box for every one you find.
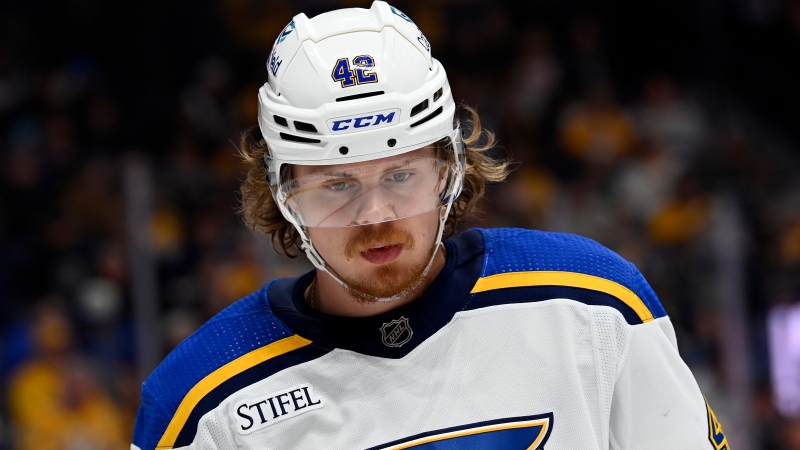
[339,146,349,155]
[387,138,397,147]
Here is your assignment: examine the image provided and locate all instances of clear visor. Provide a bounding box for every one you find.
[270,132,465,228]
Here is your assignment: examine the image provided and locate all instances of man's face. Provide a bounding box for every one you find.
[293,147,444,302]
[307,210,441,302]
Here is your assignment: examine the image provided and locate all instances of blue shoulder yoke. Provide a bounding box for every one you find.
[468,228,667,323]
[132,287,325,449]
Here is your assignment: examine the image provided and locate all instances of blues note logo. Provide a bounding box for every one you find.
[367,413,554,449]
[276,21,295,45]
[705,396,729,449]
[268,21,295,77]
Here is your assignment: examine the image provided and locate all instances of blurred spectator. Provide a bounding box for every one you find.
[6,302,129,450]
[511,29,563,123]
[612,141,683,226]
[647,171,713,246]
[179,57,235,144]
[781,219,800,266]
[494,167,559,230]
[782,418,800,450]
[635,76,710,162]
[558,86,638,169]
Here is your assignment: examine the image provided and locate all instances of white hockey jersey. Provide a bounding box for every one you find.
[132,228,728,449]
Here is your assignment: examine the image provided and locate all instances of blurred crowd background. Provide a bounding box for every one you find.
[1,0,800,448]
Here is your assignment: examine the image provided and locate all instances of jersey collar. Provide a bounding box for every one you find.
[267,229,485,358]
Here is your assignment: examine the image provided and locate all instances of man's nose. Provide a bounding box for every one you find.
[350,184,398,225]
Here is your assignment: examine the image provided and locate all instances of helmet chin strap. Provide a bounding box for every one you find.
[297,205,451,304]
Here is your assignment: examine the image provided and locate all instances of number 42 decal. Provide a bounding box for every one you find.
[331,55,378,88]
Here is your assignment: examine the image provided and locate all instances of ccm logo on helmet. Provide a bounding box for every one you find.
[326,109,400,135]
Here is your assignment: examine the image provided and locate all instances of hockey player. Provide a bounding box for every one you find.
[132,2,728,449]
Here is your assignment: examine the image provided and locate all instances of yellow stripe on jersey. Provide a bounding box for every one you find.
[470,271,655,323]
[157,334,313,449]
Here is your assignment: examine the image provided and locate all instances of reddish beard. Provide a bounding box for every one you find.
[341,224,430,302]
[344,225,416,260]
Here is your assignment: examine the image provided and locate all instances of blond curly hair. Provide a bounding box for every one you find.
[238,105,509,256]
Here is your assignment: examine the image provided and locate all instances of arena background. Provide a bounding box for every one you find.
[1,0,800,448]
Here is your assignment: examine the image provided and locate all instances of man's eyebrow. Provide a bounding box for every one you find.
[304,157,427,179]
[383,158,423,171]
[322,165,379,178]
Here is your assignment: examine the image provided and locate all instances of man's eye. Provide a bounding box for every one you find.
[329,181,348,191]
[390,172,411,182]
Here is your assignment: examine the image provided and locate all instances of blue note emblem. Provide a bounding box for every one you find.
[367,413,554,449]
[390,6,413,23]
[276,21,295,45]
[705,396,729,450]
[268,21,295,78]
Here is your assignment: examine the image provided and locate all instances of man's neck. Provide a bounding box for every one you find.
[309,246,447,317]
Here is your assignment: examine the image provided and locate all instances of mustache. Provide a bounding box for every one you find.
[344,226,416,260]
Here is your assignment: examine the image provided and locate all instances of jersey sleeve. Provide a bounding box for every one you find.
[609,316,728,449]
[131,381,170,450]
[129,285,304,449]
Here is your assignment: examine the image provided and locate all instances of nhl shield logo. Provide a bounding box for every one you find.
[380,316,413,347]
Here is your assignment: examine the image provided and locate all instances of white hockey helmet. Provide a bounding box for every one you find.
[258,1,464,286]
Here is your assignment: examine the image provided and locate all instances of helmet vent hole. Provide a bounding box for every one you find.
[410,106,443,128]
[387,139,396,147]
[279,132,321,144]
[335,91,385,102]
[293,121,318,133]
[433,87,443,102]
[274,115,289,127]
[339,146,349,155]
[410,99,429,118]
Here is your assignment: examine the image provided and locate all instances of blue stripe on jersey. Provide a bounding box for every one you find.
[173,344,330,447]
[476,228,667,320]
